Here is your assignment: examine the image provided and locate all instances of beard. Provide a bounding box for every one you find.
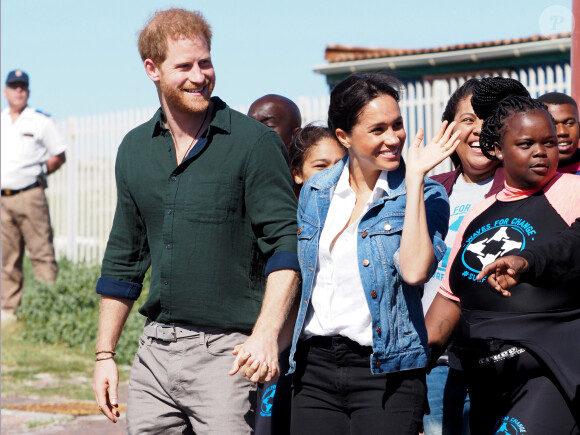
[159,78,214,114]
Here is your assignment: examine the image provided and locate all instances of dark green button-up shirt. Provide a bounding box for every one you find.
[97,97,298,331]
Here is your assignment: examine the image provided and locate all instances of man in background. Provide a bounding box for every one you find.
[1,69,66,321]
[248,94,302,152]
[538,92,579,174]
[248,94,302,435]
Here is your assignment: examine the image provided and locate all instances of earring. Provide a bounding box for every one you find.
[498,153,503,158]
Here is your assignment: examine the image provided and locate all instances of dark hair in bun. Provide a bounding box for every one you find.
[328,73,402,135]
[471,77,547,159]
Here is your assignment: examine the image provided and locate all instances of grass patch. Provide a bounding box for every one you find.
[1,320,131,400]
[27,416,73,429]
[1,257,147,400]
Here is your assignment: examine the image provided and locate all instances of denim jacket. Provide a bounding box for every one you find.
[288,157,449,375]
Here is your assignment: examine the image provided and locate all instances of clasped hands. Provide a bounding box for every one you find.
[228,334,280,384]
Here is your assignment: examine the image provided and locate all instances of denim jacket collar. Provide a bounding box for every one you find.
[307,155,408,206]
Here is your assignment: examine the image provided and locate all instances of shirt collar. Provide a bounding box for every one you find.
[308,155,406,200]
[336,158,391,203]
[497,173,562,202]
[374,170,390,201]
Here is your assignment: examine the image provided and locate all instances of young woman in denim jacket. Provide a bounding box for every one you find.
[287,73,461,435]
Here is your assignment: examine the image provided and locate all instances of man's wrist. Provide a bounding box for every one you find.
[251,323,281,340]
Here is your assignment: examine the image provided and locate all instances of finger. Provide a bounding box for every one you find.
[228,354,242,375]
[259,359,280,384]
[105,395,120,419]
[230,350,253,375]
[494,284,508,295]
[269,359,280,381]
[264,362,275,383]
[494,275,513,296]
[245,358,261,379]
[494,285,511,298]
[108,382,119,416]
[441,131,461,152]
[238,351,251,367]
[486,274,498,289]
[232,344,243,355]
[476,266,491,281]
[434,121,448,140]
[440,121,457,142]
[411,128,425,149]
[261,361,271,382]
[97,389,117,422]
[448,138,461,155]
[252,361,270,383]
[242,358,260,379]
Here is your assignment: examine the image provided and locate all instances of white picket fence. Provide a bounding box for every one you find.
[47,63,572,264]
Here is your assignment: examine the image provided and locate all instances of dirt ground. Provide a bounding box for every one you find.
[1,382,128,434]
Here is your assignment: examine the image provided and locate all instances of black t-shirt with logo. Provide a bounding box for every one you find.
[449,190,580,312]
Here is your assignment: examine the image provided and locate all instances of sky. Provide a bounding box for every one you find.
[0,0,574,119]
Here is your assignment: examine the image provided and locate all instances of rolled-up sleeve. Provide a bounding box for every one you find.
[243,130,299,275]
[96,277,142,299]
[97,141,151,298]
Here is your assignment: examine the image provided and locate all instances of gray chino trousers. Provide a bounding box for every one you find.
[127,325,257,434]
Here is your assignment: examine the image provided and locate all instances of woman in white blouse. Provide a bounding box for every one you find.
[287,73,460,435]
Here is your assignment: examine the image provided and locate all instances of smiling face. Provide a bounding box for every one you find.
[544,103,579,163]
[498,110,558,191]
[293,137,345,185]
[452,96,499,182]
[336,94,406,178]
[147,35,215,114]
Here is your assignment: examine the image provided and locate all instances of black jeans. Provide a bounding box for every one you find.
[465,346,578,435]
[291,336,427,435]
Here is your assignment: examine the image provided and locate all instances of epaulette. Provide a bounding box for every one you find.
[35,109,52,117]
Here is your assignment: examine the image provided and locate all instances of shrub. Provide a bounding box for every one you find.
[18,259,149,365]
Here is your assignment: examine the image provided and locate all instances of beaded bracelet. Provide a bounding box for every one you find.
[95,350,116,356]
[95,355,115,362]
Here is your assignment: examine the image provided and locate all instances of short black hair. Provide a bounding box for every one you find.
[471,77,548,160]
[441,78,480,123]
[328,73,402,135]
[537,92,578,109]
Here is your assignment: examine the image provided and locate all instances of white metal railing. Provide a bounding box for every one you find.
[46,63,572,263]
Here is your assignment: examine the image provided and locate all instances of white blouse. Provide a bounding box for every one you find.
[303,161,390,346]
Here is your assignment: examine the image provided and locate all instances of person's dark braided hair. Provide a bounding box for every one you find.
[471,77,548,160]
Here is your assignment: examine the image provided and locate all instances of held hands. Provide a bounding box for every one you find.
[476,255,529,297]
[405,121,461,181]
[228,333,279,384]
[93,359,120,423]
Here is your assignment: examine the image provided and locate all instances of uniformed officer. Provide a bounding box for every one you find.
[1,69,67,320]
